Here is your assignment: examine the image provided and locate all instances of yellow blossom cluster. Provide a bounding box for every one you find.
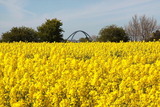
[0,42,160,107]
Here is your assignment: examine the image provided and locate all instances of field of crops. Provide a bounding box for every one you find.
[0,42,160,107]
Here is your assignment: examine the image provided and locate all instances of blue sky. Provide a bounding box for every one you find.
[0,0,160,39]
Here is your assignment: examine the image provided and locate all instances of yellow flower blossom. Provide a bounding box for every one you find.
[0,42,159,106]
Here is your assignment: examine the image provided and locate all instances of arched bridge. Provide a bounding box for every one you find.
[66,30,93,42]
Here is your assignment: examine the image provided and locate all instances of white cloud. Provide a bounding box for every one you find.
[53,0,154,22]
[0,0,35,19]
[0,0,156,26]
[0,0,39,34]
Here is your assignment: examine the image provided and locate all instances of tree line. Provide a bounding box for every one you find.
[0,19,63,42]
[0,15,160,42]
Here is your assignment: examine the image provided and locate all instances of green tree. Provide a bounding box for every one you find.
[37,18,64,42]
[147,30,160,41]
[79,37,89,42]
[98,25,129,42]
[1,26,38,42]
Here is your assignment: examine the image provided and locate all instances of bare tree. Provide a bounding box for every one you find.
[125,15,158,41]
[91,35,98,41]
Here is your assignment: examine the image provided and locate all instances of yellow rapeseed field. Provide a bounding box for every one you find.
[0,42,160,107]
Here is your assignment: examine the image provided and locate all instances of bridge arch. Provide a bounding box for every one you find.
[66,30,93,42]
